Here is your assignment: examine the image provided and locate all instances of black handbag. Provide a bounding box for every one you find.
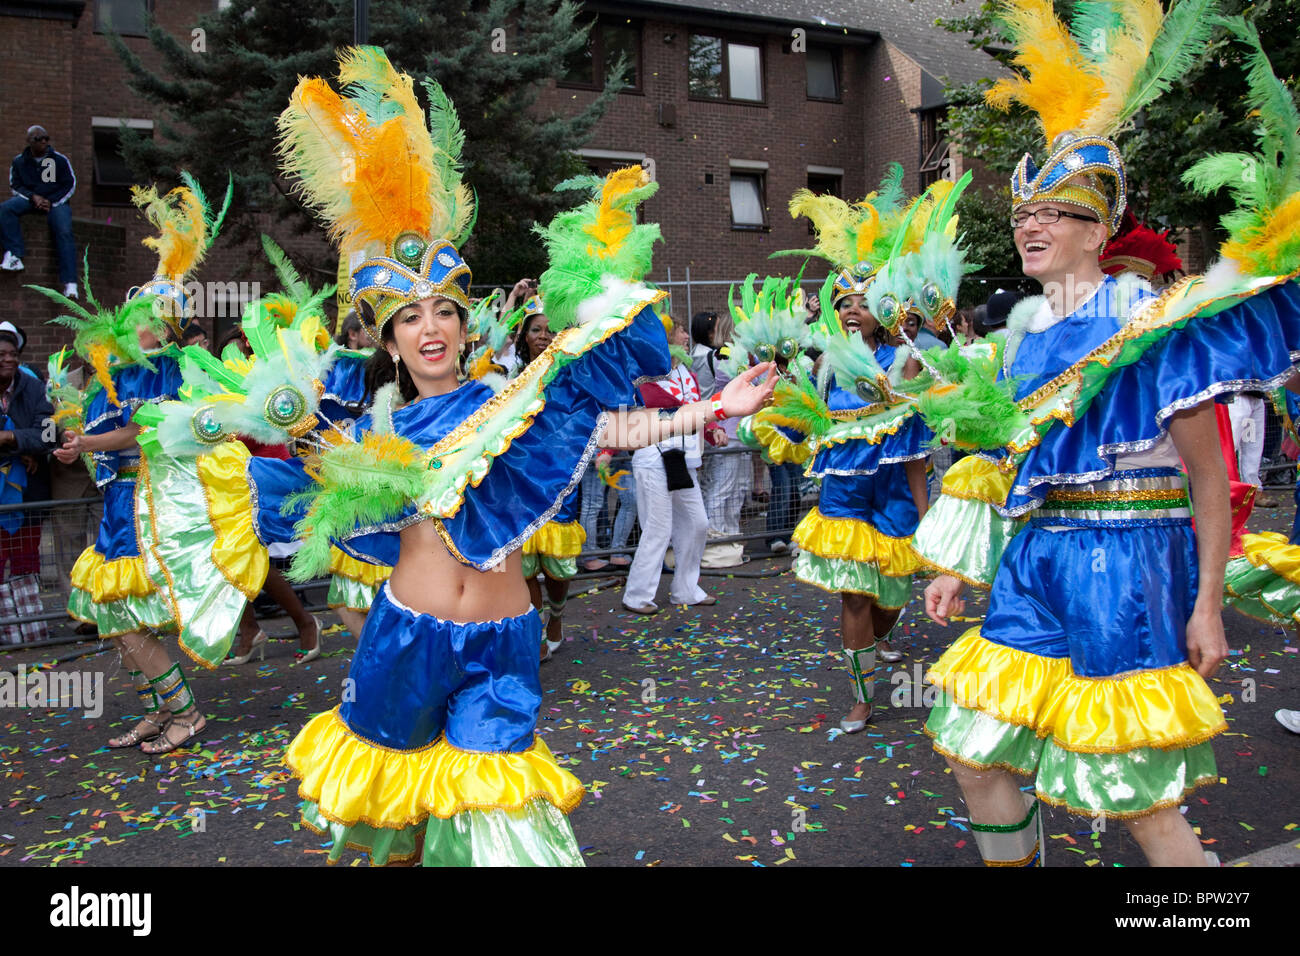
[661,447,694,491]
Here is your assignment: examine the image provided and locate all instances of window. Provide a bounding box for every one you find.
[91,121,152,206]
[95,0,153,36]
[575,150,649,222]
[561,18,641,91]
[729,166,767,229]
[806,47,840,101]
[689,34,764,103]
[919,108,951,189]
[805,168,843,234]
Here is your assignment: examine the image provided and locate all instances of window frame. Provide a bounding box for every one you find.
[91,118,153,207]
[728,165,769,231]
[688,31,767,106]
[804,45,842,103]
[558,16,644,94]
[804,168,843,234]
[94,0,155,37]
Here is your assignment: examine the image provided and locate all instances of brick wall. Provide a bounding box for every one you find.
[2,3,943,360]
[533,25,937,318]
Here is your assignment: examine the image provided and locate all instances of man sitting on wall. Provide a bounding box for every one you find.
[2,125,78,298]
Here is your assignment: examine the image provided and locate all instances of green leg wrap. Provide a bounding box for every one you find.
[131,670,160,714]
[843,644,876,705]
[970,793,1043,867]
[149,663,195,714]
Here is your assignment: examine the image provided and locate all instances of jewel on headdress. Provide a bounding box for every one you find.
[437,252,456,268]
[414,279,434,298]
[373,268,392,287]
[395,234,426,267]
[1063,152,1084,171]
[348,277,358,300]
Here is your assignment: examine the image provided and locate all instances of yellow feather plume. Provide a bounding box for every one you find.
[279,52,437,255]
[1087,0,1164,136]
[899,181,954,255]
[985,0,1105,144]
[131,184,208,279]
[88,343,118,408]
[1223,193,1300,276]
[585,166,647,259]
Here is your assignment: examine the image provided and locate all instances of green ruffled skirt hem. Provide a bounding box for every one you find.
[300,798,585,867]
[522,553,577,581]
[925,692,1218,819]
[792,550,913,608]
[67,586,175,638]
[327,575,379,613]
[1223,555,1300,626]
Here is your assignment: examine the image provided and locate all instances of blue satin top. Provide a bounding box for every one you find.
[253,299,670,570]
[84,354,183,487]
[997,277,1300,514]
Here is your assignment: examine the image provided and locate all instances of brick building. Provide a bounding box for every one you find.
[540,0,1003,317]
[0,0,1000,364]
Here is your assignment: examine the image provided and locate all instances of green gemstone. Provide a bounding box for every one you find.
[395,234,425,265]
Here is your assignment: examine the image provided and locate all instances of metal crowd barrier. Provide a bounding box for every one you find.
[0,443,811,652]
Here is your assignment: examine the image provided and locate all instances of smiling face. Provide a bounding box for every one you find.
[388,297,465,397]
[1014,202,1108,284]
[520,313,553,364]
[0,338,19,388]
[836,294,879,343]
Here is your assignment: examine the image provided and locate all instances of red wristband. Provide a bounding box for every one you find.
[710,397,726,421]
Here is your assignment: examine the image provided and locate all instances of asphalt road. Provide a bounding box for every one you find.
[2,508,1298,870]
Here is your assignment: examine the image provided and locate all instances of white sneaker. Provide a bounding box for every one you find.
[768,539,788,554]
[1276,709,1300,734]
[63,282,78,299]
[1,252,23,271]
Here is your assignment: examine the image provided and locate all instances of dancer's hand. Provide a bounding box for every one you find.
[53,431,85,464]
[1185,604,1228,678]
[720,362,776,418]
[925,574,965,626]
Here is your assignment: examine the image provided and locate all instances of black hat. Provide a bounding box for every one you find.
[983,291,1023,329]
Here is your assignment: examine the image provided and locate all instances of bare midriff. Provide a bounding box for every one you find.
[390,519,532,621]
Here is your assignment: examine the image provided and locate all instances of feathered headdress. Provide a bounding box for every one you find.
[137,301,335,460]
[722,273,811,375]
[30,256,169,408]
[1098,210,1184,279]
[987,0,1217,235]
[534,166,662,331]
[774,162,910,304]
[465,291,525,381]
[278,47,476,342]
[255,235,337,351]
[127,171,233,333]
[865,173,974,337]
[1183,15,1300,278]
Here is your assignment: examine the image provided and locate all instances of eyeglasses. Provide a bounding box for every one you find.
[31,136,49,143]
[1011,208,1099,228]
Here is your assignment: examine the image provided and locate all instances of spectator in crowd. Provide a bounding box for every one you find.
[622,319,723,613]
[2,126,78,298]
[181,322,209,351]
[1229,391,1273,507]
[335,310,371,350]
[0,321,55,642]
[690,310,748,566]
[976,289,1022,340]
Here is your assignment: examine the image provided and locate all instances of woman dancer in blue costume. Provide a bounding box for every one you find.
[911,1,1300,865]
[757,170,937,732]
[39,173,231,754]
[170,50,777,866]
